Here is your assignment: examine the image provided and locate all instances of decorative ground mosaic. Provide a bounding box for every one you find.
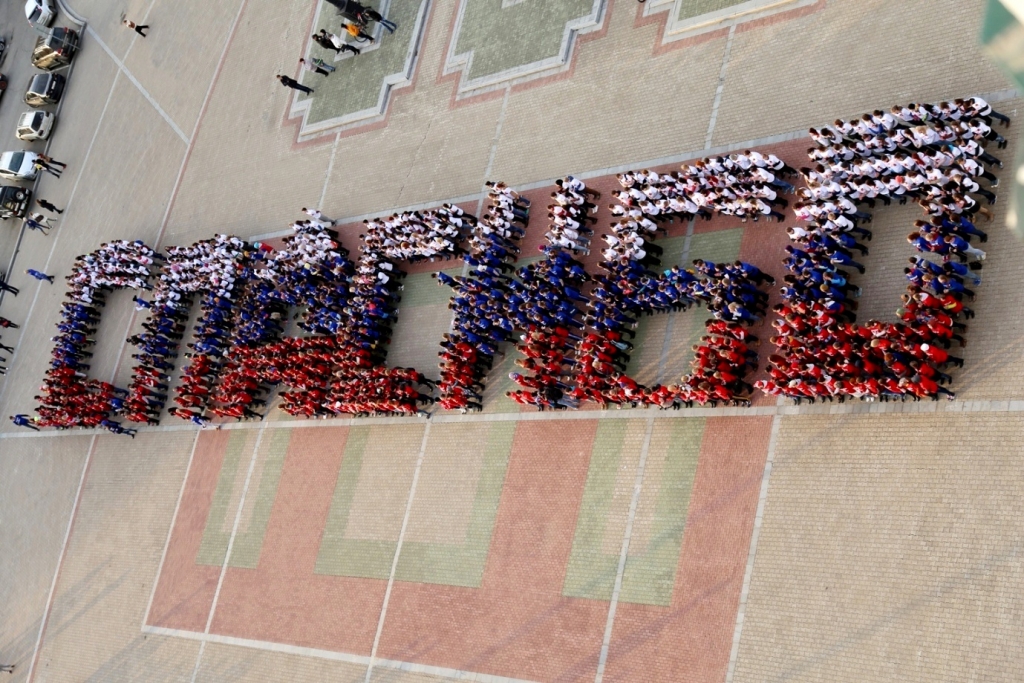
[443,0,607,97]
[643,0,821,43]
[289,0,432,138]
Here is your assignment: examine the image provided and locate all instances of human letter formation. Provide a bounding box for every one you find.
[26,95,1003,429]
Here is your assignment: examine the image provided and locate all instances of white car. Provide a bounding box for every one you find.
[25,0,56,28]
[17,111,55,142]
[0,151,40,181]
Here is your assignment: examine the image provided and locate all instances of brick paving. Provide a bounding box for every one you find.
[1,0,1023,681]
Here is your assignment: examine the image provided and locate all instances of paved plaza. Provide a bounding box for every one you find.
[1,0,1024,681]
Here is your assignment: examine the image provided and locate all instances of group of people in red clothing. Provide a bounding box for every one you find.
[756,96,1004,402]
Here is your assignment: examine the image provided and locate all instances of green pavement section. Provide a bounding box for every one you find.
[316,422,515,586]
[298,0,427,126]
[563,420,636,601]
[452,0,598,81]
[196,428,291,569]
[399,267,463,308]
[619,419,703,605]
[395,422,515,586]
[563,419,704,605]
[315,426,395,579]
[679,0,749,22]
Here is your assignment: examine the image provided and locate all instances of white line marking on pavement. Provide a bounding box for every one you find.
[85,26,189,144]
[26,435,97,683]
[318,132,342,210]
[365,420,431,683]
[483,87,512,182]
[122,0,159,64]
[6,398,1024,441]
[594,418,655,683]
[142,429,201,629]
[725,412,782,683]
[704,23,736,150]
[144,625,541,682]
[189,421,266,683]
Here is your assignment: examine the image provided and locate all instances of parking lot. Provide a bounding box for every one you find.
[0,0,78,283]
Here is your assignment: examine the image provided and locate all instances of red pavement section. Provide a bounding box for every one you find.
[601,415,774,683]
[210,427,385,654]
[150,141,803,680]
[376,419,608,682]
[147,430,226,632]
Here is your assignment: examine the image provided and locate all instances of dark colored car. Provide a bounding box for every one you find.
[24,72,65,107]
[0,185,32,220]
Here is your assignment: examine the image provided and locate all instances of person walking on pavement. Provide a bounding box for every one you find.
[37,154,66,170]
[28,212,56,228]
[277,74,314,95]
[25,269,55,284]
[0,316,19,329]
[0,662,15,672]
[24,217,49,234]
[37,198,63,214]
[33,160,61,178]
[0,278,19,296]
[122,17,149,37]
[0,340,13,353]
[11,415,39,431]
[299,57,331,77]
[313,30,360,56]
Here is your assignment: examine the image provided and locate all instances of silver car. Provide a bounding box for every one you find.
[25,0,56,27]
[0,151,41,181]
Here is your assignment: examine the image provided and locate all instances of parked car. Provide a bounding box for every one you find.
[17,111,55,141]
[0,151,40,181]
[25,0,56,28]
[0,185,32,219]
[32,27,79,71]
[24,72,64,108]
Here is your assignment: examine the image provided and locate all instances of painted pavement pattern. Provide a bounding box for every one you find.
[1,1,1024,683]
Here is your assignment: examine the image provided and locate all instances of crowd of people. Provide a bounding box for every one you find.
[536,170,777,409]
[32,241,160,432]
[433,184,529,411]
[612,152,798,224]
[363,207,472,262]
[121,235,248,425]
[434,170,775,411]
[18,95,1006,429]
[204,212,429,419]
[755,96,1004,403]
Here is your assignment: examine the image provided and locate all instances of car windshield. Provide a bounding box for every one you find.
[7,152,25,172]
[33,112,43,127]
[28,8,41,22]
